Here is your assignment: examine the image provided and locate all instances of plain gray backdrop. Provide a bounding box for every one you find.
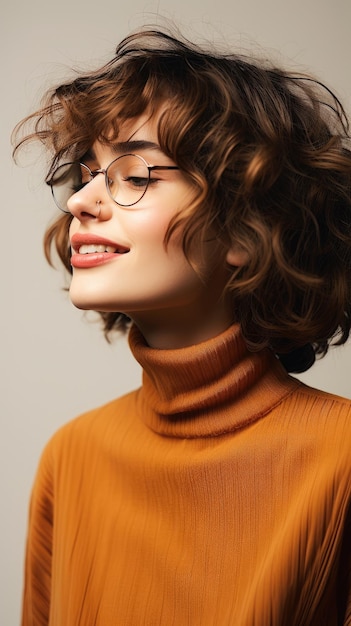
[2,0,350,623]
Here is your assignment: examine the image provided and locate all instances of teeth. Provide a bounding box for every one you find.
[79,244,117,254]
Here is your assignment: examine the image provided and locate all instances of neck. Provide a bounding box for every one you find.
[128,303,235,349]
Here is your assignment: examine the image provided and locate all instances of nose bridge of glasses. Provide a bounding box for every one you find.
[73,165,110,208]
[82,166,109,197]
[90,167,107,179]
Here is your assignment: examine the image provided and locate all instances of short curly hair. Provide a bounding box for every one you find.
[13,28,351,373]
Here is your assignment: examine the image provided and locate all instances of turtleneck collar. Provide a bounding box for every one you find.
[129,323,299,438]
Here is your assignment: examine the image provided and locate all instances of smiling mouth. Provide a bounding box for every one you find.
[77,244,129,254]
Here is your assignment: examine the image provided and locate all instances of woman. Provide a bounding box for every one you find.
[14,28,351,625]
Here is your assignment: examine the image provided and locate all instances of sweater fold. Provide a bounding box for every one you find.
[129,323,299,437]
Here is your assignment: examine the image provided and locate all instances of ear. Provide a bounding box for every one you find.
[226,244,249,267]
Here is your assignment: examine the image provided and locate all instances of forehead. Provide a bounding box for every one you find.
[117,111,161,143]
[89,110,168,161]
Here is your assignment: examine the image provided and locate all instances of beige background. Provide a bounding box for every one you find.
[2,0,350,623]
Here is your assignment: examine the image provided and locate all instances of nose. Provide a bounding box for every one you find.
[67,174,112,221]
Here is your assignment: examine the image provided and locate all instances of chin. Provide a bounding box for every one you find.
[70,297,115,312]
[69,280,110,311]
[69,289,104,312]
[70,290,127,314]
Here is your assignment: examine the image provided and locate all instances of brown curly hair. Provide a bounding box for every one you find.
[13,28,351,373]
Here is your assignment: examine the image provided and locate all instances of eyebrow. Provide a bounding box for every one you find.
[86,140,162,160]
[111,140,162,153]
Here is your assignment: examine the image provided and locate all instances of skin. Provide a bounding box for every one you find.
[68,112,246,349]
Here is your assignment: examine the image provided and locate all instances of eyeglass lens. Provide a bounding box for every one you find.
[50,154,151,212]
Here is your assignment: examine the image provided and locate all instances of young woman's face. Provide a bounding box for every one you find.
[68,112,236,346]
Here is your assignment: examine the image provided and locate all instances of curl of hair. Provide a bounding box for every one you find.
[13,28,351,373]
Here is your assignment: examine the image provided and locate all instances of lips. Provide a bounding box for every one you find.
[70,233,130,254]
[70,233,129,268]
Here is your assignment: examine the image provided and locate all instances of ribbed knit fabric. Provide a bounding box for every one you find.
[22,324,351,625]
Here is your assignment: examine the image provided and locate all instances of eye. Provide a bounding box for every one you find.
[147,176,160,186]
[124,175,150,189]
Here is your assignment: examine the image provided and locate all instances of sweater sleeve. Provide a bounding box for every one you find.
[21,443,54,626]
[342,510,351,626]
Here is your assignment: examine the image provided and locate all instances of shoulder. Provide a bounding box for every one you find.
[282,379,351,442]
[279,379,351,466]
[266,371,351,440]
[38,388,141,472]
[287,379,351,419]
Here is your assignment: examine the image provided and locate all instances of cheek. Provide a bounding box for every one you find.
[129,182,194,247]
[127,211,199,285]
[69,218,79,240]
[128,211,177,257]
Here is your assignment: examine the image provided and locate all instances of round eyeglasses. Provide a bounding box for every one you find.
[46,153,180,213]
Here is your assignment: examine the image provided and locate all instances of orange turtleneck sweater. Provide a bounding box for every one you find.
[22,325,351,625]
